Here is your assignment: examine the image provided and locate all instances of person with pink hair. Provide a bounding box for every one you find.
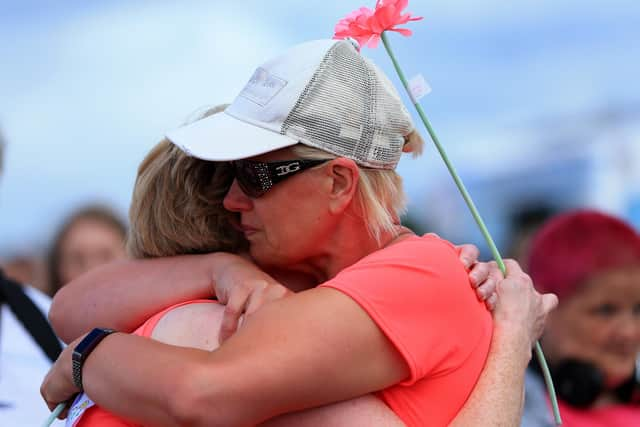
[523,210,640,427]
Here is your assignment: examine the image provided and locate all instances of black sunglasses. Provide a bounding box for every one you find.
[232,159,329,198]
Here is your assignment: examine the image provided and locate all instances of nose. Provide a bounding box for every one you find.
[223,179,253,212]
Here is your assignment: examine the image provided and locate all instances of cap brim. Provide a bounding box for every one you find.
[166,111,298,161]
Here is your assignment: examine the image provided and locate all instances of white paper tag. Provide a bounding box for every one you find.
[66,393,95,427]
[408,74,431,103]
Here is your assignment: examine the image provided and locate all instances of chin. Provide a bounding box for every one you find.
[249,246,282,269]
[604,363,637,388]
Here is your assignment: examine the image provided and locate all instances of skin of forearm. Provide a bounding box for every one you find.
[78,288,409,427]
[154,303,404,427]
[448,327,531,427]
[49,253,230,343]
[83,333,227,427]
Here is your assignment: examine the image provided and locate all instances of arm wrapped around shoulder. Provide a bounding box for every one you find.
[320,234,493,425]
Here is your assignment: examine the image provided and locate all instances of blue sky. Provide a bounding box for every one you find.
[1,0,639,255]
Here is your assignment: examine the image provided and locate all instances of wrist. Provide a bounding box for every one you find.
[206,252,234,295]
[492,324,533,366]
[207,252,249,292]
[72,328,117,390]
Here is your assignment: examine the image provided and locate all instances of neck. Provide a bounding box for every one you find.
[283,220,413,284]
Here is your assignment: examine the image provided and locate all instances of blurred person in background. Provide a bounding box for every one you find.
[47,205,127,296]
[0,254,46,292]
[0,130,62,426]
[522,210,640,427]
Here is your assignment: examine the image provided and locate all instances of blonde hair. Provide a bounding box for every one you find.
[126,105,245,258]
[127,102,424,255]
[291,130,424,242]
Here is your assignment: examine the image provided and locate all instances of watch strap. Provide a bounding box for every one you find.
[72,357,83,390]
[72,328,116,390]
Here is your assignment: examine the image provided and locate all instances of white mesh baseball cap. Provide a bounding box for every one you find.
[167,39,416,169]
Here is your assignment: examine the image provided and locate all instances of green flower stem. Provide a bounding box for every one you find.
[380,31,562,425]
[43,402,66,427]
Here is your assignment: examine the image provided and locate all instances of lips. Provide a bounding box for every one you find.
[240,223,259,236]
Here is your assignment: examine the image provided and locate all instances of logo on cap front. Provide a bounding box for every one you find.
[239,67,287,107]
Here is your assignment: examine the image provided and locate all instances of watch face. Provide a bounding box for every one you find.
[73,328,114,361]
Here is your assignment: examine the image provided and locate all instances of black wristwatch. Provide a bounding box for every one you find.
[72,328,116,390]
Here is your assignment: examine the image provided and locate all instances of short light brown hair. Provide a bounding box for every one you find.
[127,106,245,259]
[291,130,423,242]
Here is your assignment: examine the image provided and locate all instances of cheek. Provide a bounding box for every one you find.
[546,313,603,356]
[557,318,637,379]
[262,199,325,239]
[584,321,619,349]
[58,252,84,284]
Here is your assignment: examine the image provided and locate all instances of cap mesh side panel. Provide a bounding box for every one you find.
[282,42,412,169]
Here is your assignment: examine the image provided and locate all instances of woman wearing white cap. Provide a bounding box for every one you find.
[42,40,556,427]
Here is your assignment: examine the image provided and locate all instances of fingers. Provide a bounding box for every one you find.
[40,372,72,419]
[219,281,291,344]
[485,292,497,311]
[503,258,524,276]
[530,293,558,341]
[541,293,559,314]
[244,284,290,317]
[476,275,495,301]
[51,402,70,420]
[472,261,502,301]
[218,284,253,344]
[468,262,489,288]
[457,243,480,269]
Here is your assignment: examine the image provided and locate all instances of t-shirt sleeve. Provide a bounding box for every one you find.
[319,236,492,384]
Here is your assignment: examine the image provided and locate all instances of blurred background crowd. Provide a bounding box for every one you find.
[0,0,639,425]
[1,0,638,288]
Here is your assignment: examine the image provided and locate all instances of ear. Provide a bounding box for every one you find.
[325,158,359,215]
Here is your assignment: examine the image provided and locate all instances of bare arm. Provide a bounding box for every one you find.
[49,254,220,342]
[42,288,409,427]
[449,326,530,427]
[260,396,404,427]
[49,253,286,343]
[153,302,405,427]
[449,260,558,427]
[50,244,489,344]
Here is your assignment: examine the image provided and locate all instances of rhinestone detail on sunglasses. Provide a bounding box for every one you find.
[232,159,328,198]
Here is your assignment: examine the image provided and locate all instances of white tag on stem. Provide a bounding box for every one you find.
[408,74,431,103]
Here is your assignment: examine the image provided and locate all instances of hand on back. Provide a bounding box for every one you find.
[211,254,293,343]
[493,259,558,346]
[453,242,558,348]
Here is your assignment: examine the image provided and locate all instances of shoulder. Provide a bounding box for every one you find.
[365,233,458,260]
[149,300,224,351]
[325,234,468,296]
[319,234,491,382]
[348,234,462,274]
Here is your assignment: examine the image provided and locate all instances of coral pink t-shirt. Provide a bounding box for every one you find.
[71,300,216,427]
[73,235,492,427]
[319,234,493,427]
